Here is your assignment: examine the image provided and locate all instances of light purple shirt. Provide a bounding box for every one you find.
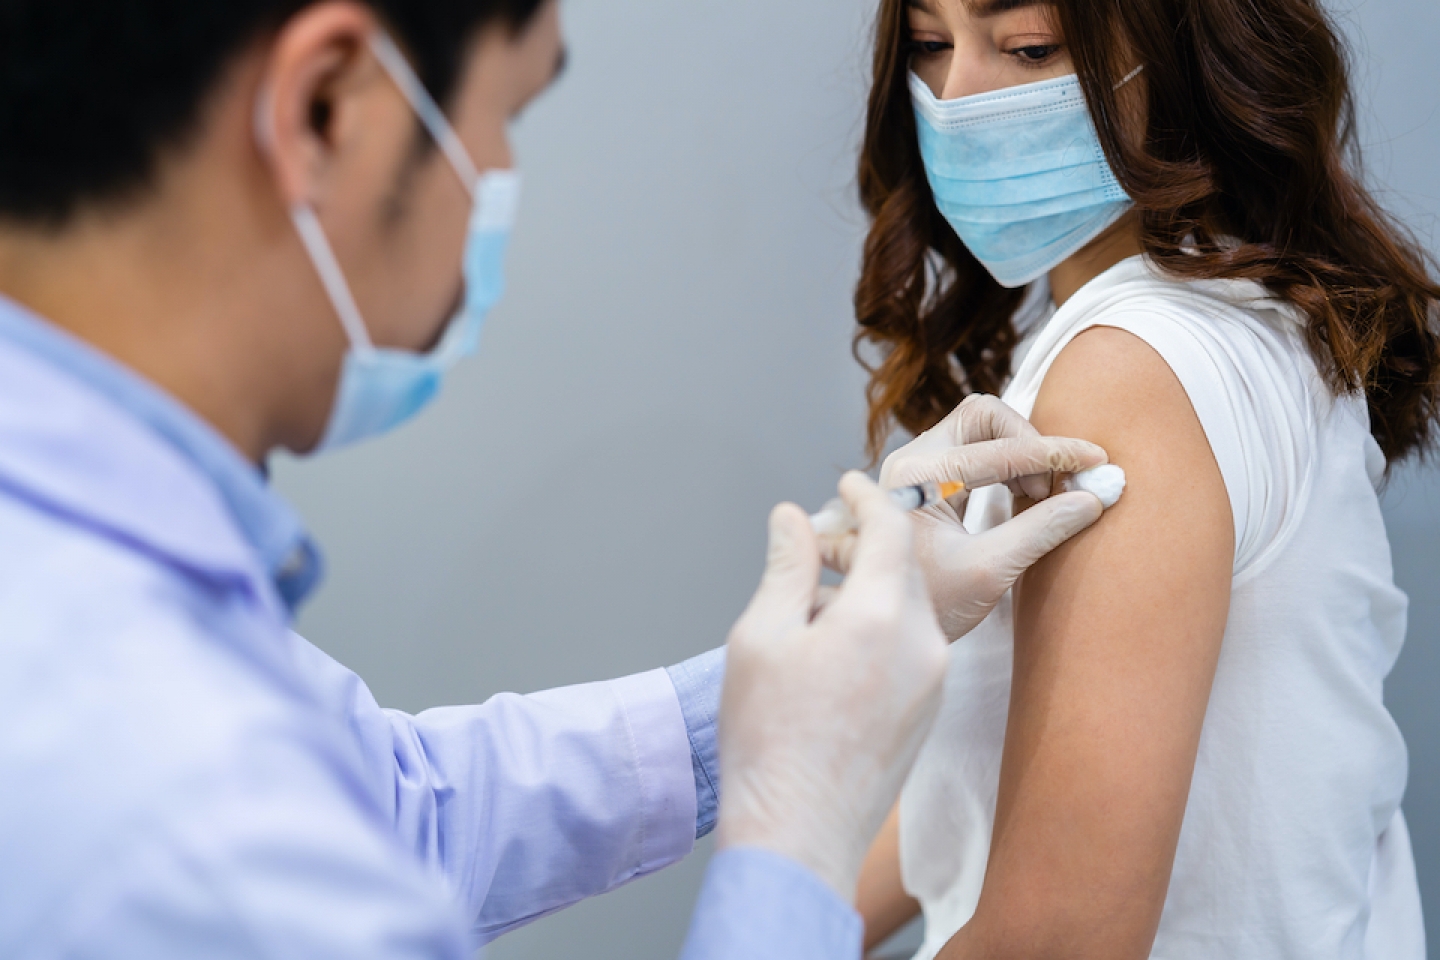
[0,296,860,959]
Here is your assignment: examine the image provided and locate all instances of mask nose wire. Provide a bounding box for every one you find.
[1114,64,1144,90]
[368,32,480,200]
[913,63,1144,110]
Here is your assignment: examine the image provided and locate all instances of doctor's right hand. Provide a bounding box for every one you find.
[717,473,947,903]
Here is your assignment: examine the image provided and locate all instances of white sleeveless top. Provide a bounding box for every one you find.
[900,256,1424,959]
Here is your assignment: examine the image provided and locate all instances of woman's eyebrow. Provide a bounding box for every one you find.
[968,0,1047,15]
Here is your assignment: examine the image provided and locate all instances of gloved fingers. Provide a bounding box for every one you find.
[881,396,1034,489]
[1008,474,1053,501]
[948,393,1041,445]
[817,528,857,576]
[946,397,1087,499]
[884,436,1108,494]
[827,471,914,599]
[811,585,840,619]
[967,491,1104,594]
[735,503,822,639]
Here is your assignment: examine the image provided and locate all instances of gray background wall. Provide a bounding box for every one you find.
[273,0,1440,955]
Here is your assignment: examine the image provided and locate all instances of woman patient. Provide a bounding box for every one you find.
[849,0,1440,957]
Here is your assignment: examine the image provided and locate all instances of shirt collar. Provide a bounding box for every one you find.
[0,295,323,612]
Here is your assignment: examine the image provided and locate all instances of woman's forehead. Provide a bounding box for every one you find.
[906,0,1052,15]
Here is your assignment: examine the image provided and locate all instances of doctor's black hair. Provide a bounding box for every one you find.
[0,0,548,226]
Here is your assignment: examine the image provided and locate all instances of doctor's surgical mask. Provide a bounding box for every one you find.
[277,32,522,453]
[911,67,1142,288]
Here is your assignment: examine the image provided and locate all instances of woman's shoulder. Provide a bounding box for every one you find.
[1016,257,1334,578]
[1043,256,1314,372]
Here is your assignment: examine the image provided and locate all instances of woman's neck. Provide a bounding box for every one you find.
[1048,213,1144,307]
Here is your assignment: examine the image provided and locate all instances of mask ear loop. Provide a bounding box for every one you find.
[290,204,376,355]
[251,81,377,356]
[368,32,480,198]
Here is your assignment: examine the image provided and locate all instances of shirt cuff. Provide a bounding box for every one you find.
[608,668,700,877]
[680,847,864,960]
[666,647,725,839]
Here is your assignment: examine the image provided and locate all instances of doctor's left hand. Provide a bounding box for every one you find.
[823,394,1109,641]
[717,473,946,902]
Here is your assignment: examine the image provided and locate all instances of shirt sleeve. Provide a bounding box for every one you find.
[57,734,472,960]
[680,848,864,960]
[290,635,700,946]
[666,647,726,839]
[387,671,699,944]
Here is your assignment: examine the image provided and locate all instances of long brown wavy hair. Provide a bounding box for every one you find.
[854,0,1440,465]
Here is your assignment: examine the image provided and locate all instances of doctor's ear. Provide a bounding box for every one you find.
[253,1,405,208]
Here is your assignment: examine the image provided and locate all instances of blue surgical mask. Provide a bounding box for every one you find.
[910,71,1134,288]
[287,33,521,453]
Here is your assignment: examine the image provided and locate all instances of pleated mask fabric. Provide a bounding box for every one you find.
[910,71,1132,287]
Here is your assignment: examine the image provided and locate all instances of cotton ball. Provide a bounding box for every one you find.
[1063,464,1126,508]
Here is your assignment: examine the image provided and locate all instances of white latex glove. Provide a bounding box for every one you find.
[717,473,947,902]
[821,394,1110,640]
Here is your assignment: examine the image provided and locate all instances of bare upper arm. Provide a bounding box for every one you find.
[941,326,1235,959]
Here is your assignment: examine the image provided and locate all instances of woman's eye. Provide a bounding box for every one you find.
[1007,43,1062,65]
[904,39,953,57]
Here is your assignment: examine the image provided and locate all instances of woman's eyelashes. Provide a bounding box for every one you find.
[902,36,1064,70]
[1005,43,1064,68]
[904,37,953,59]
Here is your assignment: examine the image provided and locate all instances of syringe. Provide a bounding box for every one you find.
[809,464,1126,537]
[809,480,966,537]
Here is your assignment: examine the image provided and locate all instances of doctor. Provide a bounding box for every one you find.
[0,1,1110,957]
